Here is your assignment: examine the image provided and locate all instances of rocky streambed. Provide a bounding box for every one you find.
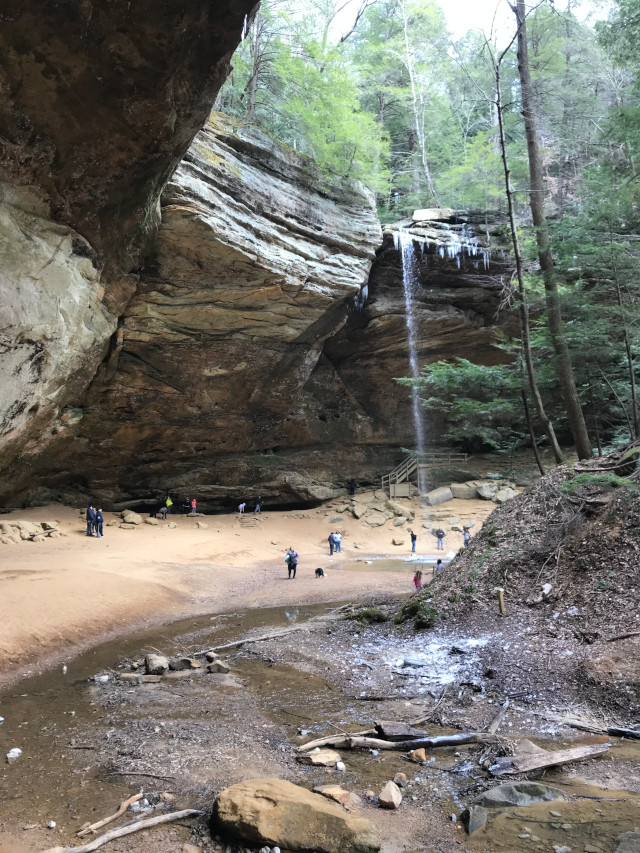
[0,601,639,853]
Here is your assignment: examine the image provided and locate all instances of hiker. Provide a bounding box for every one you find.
[463,528,471,547]
[238,502,246,514]
[85,505,95,537]
[182,498,190,515]
[410,529,417,552]
[190,497,197,514]
[328,531,335,556]
[334,531,342,553]
[348,479,356,496]
[413,569,422,590]
[165,495,173,514]
[436,558,443,574]
[95,508,104,538]
[254,499,261,514]
[435,527,445,550]
[285,547,298,579]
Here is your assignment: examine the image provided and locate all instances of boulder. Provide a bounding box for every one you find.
[450,483,477,500]
[378,781,402,810]
[494,487,517,504]
[461,806,487,835]
[144,517,159,525]
[0,522,14,535]
[145,653,169,675]
[476,483,498,500]
[14,520,41,536]
[351,503,368,519]
[384,499,414,519]
[169,657,202,671]
[122,510,143,525]
[425,487,453,506]
[392,538,405,546]
[41,521,59,530]
[119,522,136,530]
[364,511,392,528]
[297,748,343,768]
[213,778,380,853]
[474,782,564,808]
[393,518,405,527]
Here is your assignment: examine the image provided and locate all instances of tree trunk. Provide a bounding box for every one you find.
[493,50,564,464]
[513,0,592,460]
[521,386,545,475]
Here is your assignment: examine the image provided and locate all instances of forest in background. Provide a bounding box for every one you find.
[216,0,640,461]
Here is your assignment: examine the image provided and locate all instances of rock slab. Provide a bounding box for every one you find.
[213,778,380,853]
[474,782,564,808]
[378,781,402,809]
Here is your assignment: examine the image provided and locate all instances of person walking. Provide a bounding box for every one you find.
[410,529,417,552]
[463,528,471,548]
[95,508,104,538]
[286,547,298,579]
[412,570,422,590]
[334,531,342,553]
[190,497,197,514]
[435,527,445,550]
[85,505,95,537]
[328,532,335,556]
[254,499,261,514]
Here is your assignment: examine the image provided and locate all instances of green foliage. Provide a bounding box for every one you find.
[395,597,439,630]
[561,472,639,496]
[350,606,388,624]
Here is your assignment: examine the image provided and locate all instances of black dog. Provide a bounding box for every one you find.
[315,567,326,578]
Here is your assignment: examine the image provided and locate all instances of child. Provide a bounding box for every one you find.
[436,558,443,574]
[412,570,422,590]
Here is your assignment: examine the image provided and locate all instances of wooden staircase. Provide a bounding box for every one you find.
[382,450,469,498]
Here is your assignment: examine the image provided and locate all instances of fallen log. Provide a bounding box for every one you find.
[298,730,377,752]
[299,732,495,753]
[374,721,430,741]
[77,793,143,837]
[196,626,307,655]
[489,742,611,777]
[607,727,640,740]
[42,808,204,853]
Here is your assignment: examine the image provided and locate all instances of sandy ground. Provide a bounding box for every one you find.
[0,492,494,684]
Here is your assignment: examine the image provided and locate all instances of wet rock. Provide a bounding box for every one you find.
[122,510,143,525]
[410,748,427,763]
[297,748,343,768]
[475,782,564,808]
[213,778,380,853]
[378,781,402,809]
[425,487,453,506]
[144,517,159,525]
[461,805,487,835]
[207,661,230,674]
[145,653,169,675]
[169,657,202,671]
[615,831,640,853]
[391,538,404,546]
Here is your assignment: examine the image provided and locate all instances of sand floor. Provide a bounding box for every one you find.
[0,492,495,684]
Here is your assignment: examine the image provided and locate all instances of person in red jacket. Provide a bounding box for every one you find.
[190,497,197,514]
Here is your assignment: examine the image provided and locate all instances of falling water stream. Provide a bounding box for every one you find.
[393,223,492,493]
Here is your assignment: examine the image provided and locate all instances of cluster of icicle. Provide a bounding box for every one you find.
[393,224,491,270]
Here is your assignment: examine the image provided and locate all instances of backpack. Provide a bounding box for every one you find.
[285,554,291,564]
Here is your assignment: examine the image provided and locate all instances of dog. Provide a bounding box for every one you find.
[315,567,326,578]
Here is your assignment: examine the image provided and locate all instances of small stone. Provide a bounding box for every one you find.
[167,522,177,529]
[391,538,405,546]
[552,847,571,853]
[461,805,487,835]
[531,837,541,843]
[205,651,220,662]
[93,674,109,683]
[450,814,457,823]
[144,517,159,525]
[6,748,22,763]
[195,521,209,529]
[336,761,346,772]
[518,834,530,840]
[550,811,562,817]
[314,785,351,806]
[393,772,407,787]
[207,661,230,674]
[378,781,402,809]
[410,748,426,762]
[47,821,56,829]
[297,749,342,768]
[561,823,572,830]
[273,848,281,853]
[258,847,270,853]
[145,653,169,675]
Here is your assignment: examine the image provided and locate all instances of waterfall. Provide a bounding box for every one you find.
[393,230,427,491]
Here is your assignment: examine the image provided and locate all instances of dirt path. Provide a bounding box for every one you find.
[0,495,495,685]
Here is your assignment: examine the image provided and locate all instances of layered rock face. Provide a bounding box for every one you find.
[2,116,382,507]
[0,1,257,486]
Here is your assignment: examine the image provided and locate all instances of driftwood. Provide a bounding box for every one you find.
[607,630,640,643]
[298,730,377,752]
[490,742,611,777]
[299,732,495,753]
[486,699,509,735]
[77,793,143,837]
[198,626,307,654]
[374,721,429,741]
[42,809,204,853]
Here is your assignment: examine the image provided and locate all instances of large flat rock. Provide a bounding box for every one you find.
[213,778,380,853]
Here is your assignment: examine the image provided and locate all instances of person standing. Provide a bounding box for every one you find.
[334,531,342,553]
[412,570,422,590]
[238,502,246,514]
[95,508,104,538]
[286,547,298,579]
[435,527,445,550]
[410,530,417,552]
[85,505,95,537]
[436,559,443,574]
[328,532,335,556]
[348,480,356,496]
[254,499,261,514]
[463,528,471,548]
[165,495,173,514]
[183,498,190,515]
[190,497,197,514]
